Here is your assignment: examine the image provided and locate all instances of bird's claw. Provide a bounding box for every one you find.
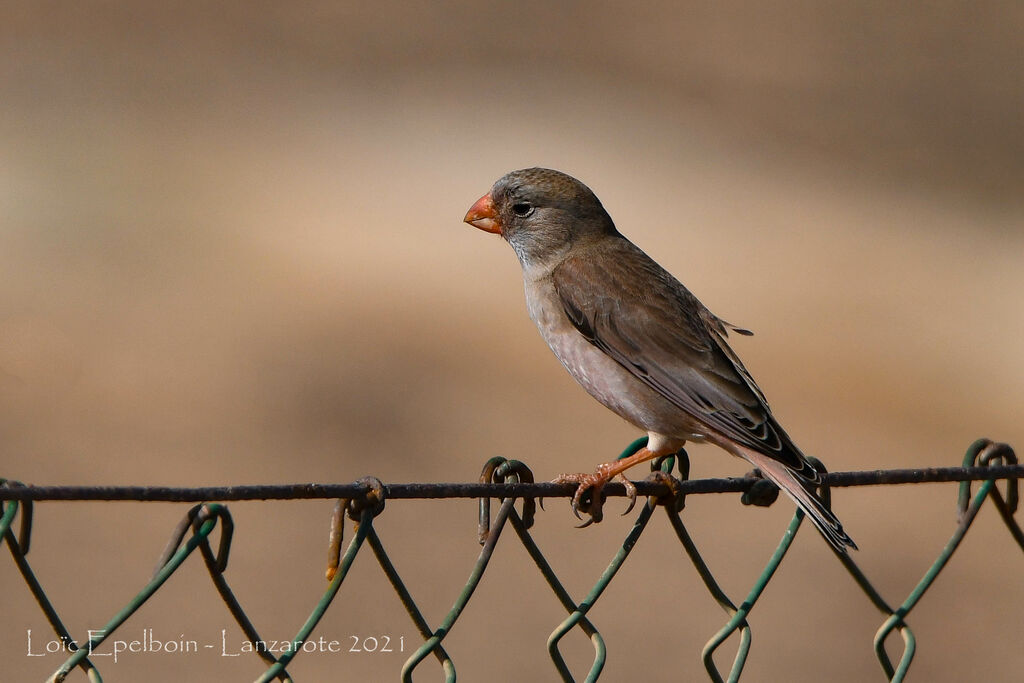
[574,515,595,529]
[553,466,637,526]
[553,471,606,525]
[569,495,585,521]
[618,474,638,515]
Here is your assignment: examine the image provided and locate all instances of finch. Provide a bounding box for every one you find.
[464,167,855,552]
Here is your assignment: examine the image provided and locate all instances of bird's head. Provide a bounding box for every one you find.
[464,168,616,267]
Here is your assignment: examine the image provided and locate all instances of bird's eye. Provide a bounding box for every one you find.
[511,202,534,217]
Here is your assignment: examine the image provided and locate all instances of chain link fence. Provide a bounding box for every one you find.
[3,437,1022,682]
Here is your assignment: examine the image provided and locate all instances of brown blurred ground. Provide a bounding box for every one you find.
[2,2,1023,681]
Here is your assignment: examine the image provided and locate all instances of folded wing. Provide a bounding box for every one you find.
[552,239,818,483]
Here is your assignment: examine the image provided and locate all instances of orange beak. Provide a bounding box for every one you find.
[463,193,501,234]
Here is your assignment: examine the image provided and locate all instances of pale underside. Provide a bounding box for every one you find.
[524,272,707,456]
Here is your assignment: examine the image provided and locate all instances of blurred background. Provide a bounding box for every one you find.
[2,2,1023,681]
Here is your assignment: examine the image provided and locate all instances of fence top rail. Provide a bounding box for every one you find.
[1,463,1021,502]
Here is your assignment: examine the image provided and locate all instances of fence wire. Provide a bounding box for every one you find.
[2,437,1022,682]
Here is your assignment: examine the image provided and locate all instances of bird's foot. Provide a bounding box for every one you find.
[552,464,638,527]
[740,468,780,507]
[646,469,685,511]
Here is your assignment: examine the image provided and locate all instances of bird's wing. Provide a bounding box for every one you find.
[552,239,817,480]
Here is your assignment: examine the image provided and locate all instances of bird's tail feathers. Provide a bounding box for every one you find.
[736,446,857,552]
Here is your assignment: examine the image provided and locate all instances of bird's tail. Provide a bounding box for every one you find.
[735,445,857,552]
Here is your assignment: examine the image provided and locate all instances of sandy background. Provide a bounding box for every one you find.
[2,2,1023,681]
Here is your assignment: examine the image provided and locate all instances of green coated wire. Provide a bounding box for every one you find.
[49,505,230,681]
[401,493,519,681]
[366,526,457,681]
[255,505,375,683]
[508,510,607,682]
[831,547,909,679]
[0,494,17,540]
[663,506,752,683]
[959,439,1023,550]
[190,520,294,682]
[874,479,991,681]
[855,439,1024,681]
[4,496,107,682]
[702,511,802,682]
[547,497,656,682]
[532,435,655,681]
[870,439,1020,682]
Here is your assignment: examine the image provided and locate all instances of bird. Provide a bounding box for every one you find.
[463,167,856,552]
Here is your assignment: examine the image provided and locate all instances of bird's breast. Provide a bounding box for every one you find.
[523,275,696,440]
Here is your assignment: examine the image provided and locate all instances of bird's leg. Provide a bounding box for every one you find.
[553,447,660,525]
